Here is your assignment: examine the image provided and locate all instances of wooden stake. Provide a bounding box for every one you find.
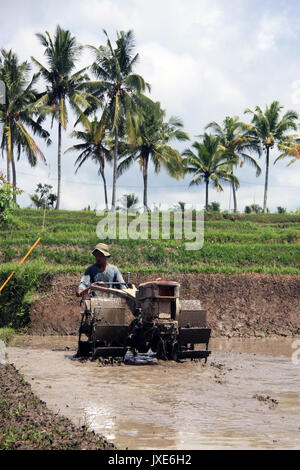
[0,237,41,293]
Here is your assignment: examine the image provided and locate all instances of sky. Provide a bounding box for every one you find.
[1,0,300,212]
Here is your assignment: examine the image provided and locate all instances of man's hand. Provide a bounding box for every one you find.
[76,290,84,297]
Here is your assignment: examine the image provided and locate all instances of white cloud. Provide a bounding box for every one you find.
[256,14,291,51]
[137,42,247,129]
[4,27,45,63]
[290,80,300,107]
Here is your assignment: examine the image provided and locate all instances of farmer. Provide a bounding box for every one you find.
[76,243,126,296]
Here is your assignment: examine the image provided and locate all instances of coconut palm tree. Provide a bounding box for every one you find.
[182,134,239,211]
[65,111,111,210]
[205,116,261,212]
[118,193,140,213]
[0,49,51,201]
[32,25,97,209]
[274,140,300,166]
[89,30,150,210]
[118,96,189,211]
[174,201,186,212]
[244,101,298,213]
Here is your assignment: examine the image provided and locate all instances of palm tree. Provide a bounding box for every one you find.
[32,25,96,209]
[244,101,298,213]
[30,183,56,209]
[0,49,51,201]
[274,140,300,166]
[182,133,239,211]
[89,30,150,210]
[206,116,261,212]
[118,193,140,213]
[118,97,189,210]
[174,201,186,212]
[65,111,111,210]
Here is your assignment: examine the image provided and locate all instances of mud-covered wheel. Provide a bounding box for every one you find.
[136,343,150,353]
[129,318,152,353]
[164,341,179,361]
[153,338,175,360]
[77,340,92,357]
[169,343,179,361]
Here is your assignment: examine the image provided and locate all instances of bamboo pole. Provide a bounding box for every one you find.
[0,237,41,293]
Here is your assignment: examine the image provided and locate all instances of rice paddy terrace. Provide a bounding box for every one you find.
[1,209,300,275]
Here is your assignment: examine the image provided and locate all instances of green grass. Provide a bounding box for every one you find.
[1,209,300,271]
[0,327,17,346]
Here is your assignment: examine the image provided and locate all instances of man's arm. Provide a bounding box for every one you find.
[77,269,92,296]
[113,267,126,290]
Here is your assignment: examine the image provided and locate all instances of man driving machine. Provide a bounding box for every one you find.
[77,243,126,296]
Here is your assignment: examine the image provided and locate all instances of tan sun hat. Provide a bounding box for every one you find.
[92,243,111,257]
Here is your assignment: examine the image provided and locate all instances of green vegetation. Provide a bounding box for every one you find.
[30,183,57,209]
[183,134,240,210]
[205,116,261,213]
[66,112,112,211]
[89,29,150,210]
[118,95,189,210]
[245,101,299,213]
[32,25,96,210]
[0,174,22,225]
[0,208,299,327]
[0,49,50,194]
[0,327,17,345]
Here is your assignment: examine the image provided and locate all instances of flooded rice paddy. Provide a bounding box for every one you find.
[7,336,300,450]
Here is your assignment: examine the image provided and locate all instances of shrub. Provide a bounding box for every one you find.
[0,174,22,225]
[207,201,220,212]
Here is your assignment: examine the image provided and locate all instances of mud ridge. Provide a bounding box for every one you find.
[0,363,115,450]
[28,273,300,337]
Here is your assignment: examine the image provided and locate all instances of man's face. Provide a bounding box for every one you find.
[94,251,107,265]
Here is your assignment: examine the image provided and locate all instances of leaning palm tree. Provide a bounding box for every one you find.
[182,134,239,210]
[0,49,51,201]
[89,30,150,210]
[244,101,298,213]
[274,140,300,167]
[32,25,97,209]
[65,111,112,210]
[118,96,189,210]
[206,116,261,212]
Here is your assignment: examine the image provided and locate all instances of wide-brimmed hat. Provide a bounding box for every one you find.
[92,243,111,257]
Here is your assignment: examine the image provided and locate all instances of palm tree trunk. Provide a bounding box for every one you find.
[232,181,237,213]
[55,122,62,210]
[205,178,209,211]
[6,153,11,184]
[111,130,118,211]
[10,135,16,202]
[100,169,109,211]
[143,154,149,211]
[263,147,270,213]
[11,156,16,203]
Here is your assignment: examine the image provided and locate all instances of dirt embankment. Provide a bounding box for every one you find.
[28,273,300,337]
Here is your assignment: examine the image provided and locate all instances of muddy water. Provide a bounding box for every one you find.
[7,336,300,450]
